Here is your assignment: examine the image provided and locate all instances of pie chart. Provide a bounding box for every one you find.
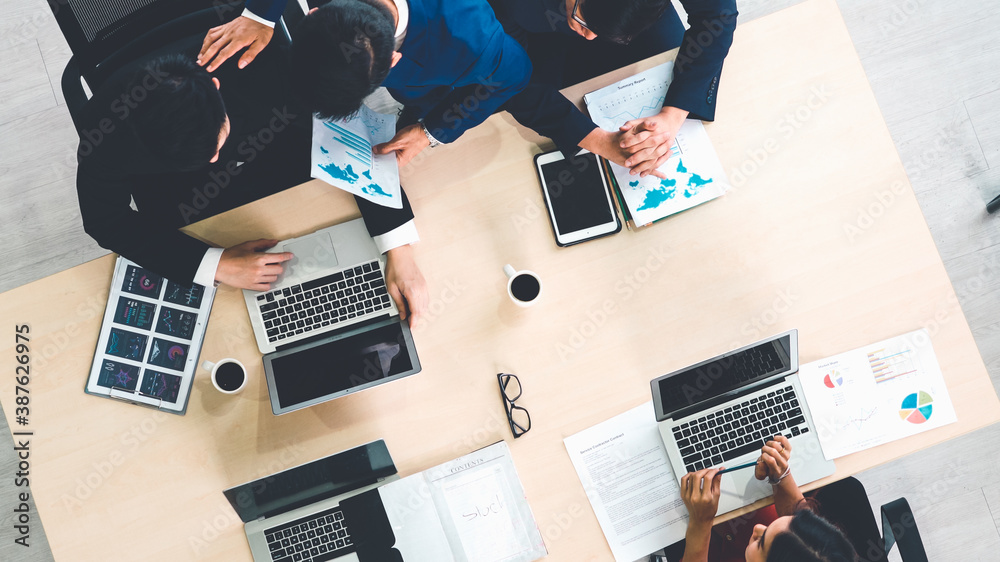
[899,391,933,424]
[823,371,844,389]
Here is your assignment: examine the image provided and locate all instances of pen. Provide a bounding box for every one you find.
[988,193,1000,214]
[718,460,758,475]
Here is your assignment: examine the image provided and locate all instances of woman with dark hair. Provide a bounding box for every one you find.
[680,435,858,561]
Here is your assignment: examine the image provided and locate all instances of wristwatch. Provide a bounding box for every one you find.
[420,122,442,148]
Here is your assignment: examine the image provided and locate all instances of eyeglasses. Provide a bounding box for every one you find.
[498,373,531,438]
[571,0,590,30]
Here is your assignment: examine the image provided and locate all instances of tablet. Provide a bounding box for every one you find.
[534,150,622,246]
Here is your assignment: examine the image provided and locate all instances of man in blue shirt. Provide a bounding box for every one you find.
[495,0,738,178]
[198,0,531,168]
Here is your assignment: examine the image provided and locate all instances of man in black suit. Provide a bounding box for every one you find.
[75,41,428,324]
[496,0,738,178]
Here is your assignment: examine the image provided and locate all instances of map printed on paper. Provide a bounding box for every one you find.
[311,104,402,209]
[585,62,730,226]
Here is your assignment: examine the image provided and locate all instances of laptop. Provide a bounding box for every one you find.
[243,219,421,415]
[224,440,399,562]
[650,330,835,514]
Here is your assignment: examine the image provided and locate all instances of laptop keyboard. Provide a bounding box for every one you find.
[672,385,810,473]
[255,260,392,344]
[265,507,352,562]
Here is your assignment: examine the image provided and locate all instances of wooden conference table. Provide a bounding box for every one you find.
[2,0,998,559]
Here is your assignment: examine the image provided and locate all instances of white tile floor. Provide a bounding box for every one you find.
[1,0,999,559]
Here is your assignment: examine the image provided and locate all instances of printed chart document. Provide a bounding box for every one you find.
[310,104,402,209]
[564,402,688,562]
[799,329,958,460]
[379,441,547,562]
[584,62,729,227]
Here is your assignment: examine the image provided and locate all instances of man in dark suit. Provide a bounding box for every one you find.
[495,0,738,178]
[76,41,428,324]
[197,0,532,169]
[199,0,531,166]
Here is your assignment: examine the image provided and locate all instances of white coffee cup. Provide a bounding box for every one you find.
[504,265,542,307]
[203,358,247,394]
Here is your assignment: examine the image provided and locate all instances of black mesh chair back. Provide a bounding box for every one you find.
[47,0,242,86]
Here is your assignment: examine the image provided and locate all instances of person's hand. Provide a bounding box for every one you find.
[215,239,293,291]
[619,106,689,177]
[373,124,430,169]
[384,245,428,327]
[198,16,274,72]
[681,467,723,526]
[754,435,792,482]
[564,0,596,39]
[579,128,668,180]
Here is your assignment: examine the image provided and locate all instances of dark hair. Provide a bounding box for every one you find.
[126,54,227,171]
[291,0,396,119]
[767,510,858,562]
[581,0,671,45]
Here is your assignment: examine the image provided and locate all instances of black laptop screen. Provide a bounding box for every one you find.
[269,321,415,409]
[656,335,793,418]
[223,440,395,523]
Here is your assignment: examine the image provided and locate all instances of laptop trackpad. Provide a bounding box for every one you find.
[284,233,338,278]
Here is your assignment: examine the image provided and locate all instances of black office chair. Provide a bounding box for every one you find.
[656,477,927,561]
[47,0,297,132]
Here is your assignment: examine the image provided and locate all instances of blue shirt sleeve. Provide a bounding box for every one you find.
[664,0,738,121]
[421,31,532,144]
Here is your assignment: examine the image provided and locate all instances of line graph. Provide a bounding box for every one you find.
[841,407,878,431]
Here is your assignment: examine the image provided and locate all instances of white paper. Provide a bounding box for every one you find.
[799,329,958,460]
[425,442,547,562]
[379,474,456,562]
[564,402,688,562]
[310,105,402,209]
[584,62,729,226]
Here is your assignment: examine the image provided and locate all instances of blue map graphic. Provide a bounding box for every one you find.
[319,161,359,184]
[362,170,372,180]
[637,178,677,211]
[629,180,639,187]
[362,183,391,198]
[684,172,713,198]
[676,159,687,173]
[319,146,329,154]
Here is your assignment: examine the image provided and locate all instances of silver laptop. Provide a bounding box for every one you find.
[243,219,421,415]
[650,330,835,514]
[224,440,399,562]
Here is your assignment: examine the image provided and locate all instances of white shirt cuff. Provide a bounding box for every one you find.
[193,247,225,287]
[373,220,419,254]
[241,8,276,27]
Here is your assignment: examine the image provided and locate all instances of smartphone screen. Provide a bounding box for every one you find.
[540,152,617,239]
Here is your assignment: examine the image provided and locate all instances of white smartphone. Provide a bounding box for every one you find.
[534,150,622,246]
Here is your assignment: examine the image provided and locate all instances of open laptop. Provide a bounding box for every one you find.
[243,219,421,415]
[224,440,399,562]
[650,330,835,514]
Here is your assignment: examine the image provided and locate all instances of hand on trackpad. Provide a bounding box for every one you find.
[281,233,338,279]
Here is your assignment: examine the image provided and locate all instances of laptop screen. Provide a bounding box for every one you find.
[265,318,420,413]
[223,440,396,523]
[654,333,794,420]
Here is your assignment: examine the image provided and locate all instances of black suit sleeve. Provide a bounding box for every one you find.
[354,187,415,243]
[666,0,738,121]
[76,154,212,284]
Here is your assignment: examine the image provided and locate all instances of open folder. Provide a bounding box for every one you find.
[340,441,547,562]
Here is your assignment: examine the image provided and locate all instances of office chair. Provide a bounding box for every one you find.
[48,0,294,132]
[654,477,927,562]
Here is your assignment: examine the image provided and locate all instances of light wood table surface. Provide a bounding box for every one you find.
[2,0,998,559]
